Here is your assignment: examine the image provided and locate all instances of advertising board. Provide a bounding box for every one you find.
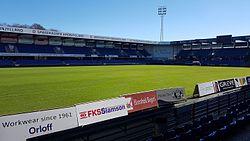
[156,88,185,102]
[76,97,128,126]
[197,81,219,97]
[0,107,78,141]
[234,77,247,87]
[218,79,236,92]
[124,91,158,113]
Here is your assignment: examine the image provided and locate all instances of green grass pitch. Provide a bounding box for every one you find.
[0,65,250,115]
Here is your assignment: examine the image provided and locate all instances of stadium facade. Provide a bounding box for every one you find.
[0,26,250,67]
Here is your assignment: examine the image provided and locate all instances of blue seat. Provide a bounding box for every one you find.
[0,60,13,66]
[165,130,178,141]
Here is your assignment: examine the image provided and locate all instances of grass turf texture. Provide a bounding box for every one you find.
[0,65,250,115]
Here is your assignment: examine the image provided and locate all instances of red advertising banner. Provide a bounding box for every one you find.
[124,91,158,113]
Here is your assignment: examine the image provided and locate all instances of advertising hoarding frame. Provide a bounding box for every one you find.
[0,107,78,141]
[124,91,158,113]
[75,97,128,126]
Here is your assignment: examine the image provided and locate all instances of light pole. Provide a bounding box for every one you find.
[158,6,167,41]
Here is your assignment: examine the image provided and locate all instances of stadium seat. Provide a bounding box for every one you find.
[176,48,250,67]
[0,60,13,66]
[165,130,179,141]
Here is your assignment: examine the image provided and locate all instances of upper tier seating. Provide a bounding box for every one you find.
[94,48,122,56]
[0,60,13,66]
[60,46,92,56]
[15,60,64,66]
[123,49,139,56]
[176,48,250,66]
[17,44,55,53]
[0,43,151,58]
[0,44,6,52]
[138,49,151,57]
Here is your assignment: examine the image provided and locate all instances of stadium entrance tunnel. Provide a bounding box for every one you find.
[28,87,250,141]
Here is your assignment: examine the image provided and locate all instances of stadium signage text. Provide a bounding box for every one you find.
[157,88,185,102]
[76,97,128,126]
[218,79,236,92]
[79,105,126,119]
[0,107,78,141]
[124,91,158,113]
[0,26,158,44]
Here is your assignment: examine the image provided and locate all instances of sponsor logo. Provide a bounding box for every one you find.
[79,105,126,119]
[218,79,236,91]
[219,80,234,88]
[29,123,52,135]
[0,26,23,33]
[76,98,128,126]
[125,91,158,113]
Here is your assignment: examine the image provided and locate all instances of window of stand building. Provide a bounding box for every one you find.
[18,35,34,44]
[114,43,121,49]
[63,38,74,46]
[34,36,48,45]
[130,44,137,50]
[0,33,18,43]
[96,41,105,48]
[74,39,85,47]
[122,44,129,49]
[105,42,114,48]
[49,37,62,46]
[137,45,144,50]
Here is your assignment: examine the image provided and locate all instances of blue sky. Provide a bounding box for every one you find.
[1,0,250,41]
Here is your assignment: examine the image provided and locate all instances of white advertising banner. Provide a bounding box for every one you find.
[76,97,128,126]
[0,107,78,141]
[234,77,247,87]
[198,81,219,97]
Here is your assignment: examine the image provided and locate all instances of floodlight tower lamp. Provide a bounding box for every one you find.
[158,6,167,41]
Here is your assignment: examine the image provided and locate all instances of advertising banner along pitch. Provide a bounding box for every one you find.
[234,77,247,87]
[0,107,78,141]
[124,91,158,113]
[156,88,185,102]
[197,81,219,97]
[218,79,236,92]
[76,97,128,126]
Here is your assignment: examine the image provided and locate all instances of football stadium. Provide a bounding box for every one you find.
[1,1,250,141]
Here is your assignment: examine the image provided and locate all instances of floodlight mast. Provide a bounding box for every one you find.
[158,6,167,41]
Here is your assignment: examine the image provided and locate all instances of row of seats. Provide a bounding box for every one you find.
[176,48,250,66]
[150,100,250,141]
[0,59,156,66]
[15,60,64,66]
[0,60,13,66]
[178,48,250,58]
[0,43,151,58]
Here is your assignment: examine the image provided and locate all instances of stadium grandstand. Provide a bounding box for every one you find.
[0,26,250,67]
[174,35,250,67]
[1,26,250,141]
[0,26,161,67]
